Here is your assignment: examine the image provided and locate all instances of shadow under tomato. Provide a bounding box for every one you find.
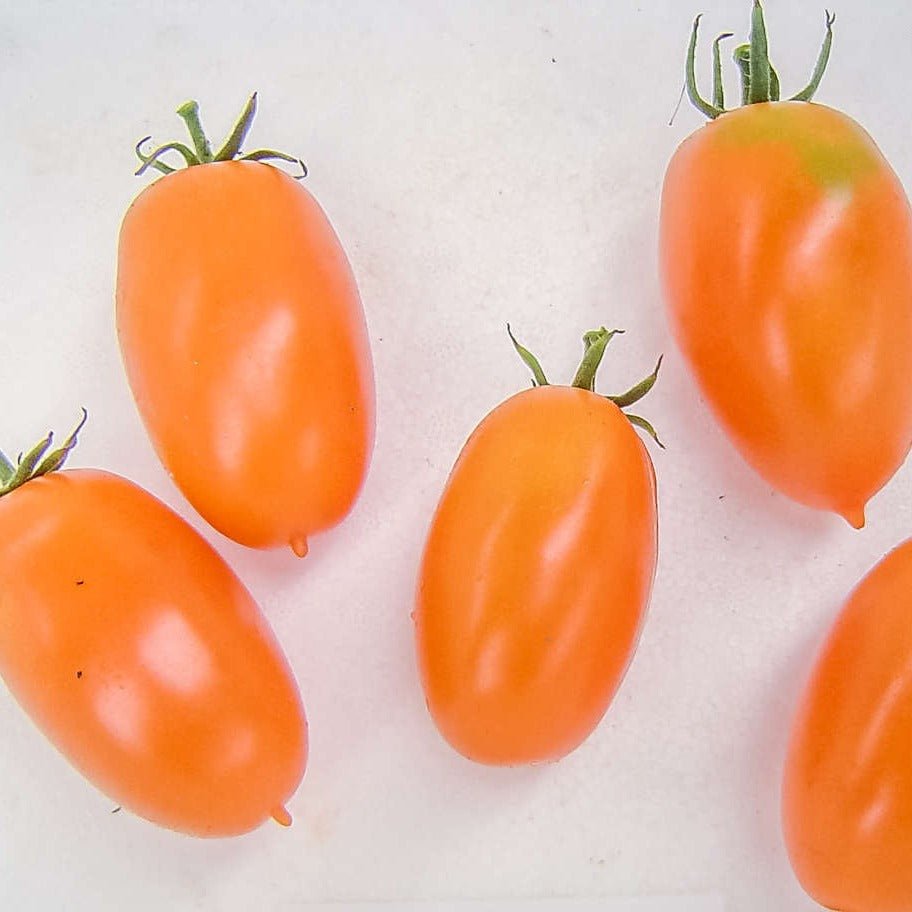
[735,616,834,903]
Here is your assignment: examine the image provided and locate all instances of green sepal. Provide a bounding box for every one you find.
[214,93,258,161]
[684,1,836,121]
[0,410,87,498]
[507,324,549,387]
[790,11,836,102]
[0,452,14,485]
[686,16,726,119]
[506,326,664,449]
[239,149,307,179]
[608,355,663,409]
[748,0,772,104]
[135,140,199,176]
[626,414,665,449]
[134,94,306,179]
[712,33,735,110]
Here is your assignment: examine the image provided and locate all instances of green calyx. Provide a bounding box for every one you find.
[0,410,87,499]
[686,1,836,120]
[507,325,664,448]
[134,93,307,179]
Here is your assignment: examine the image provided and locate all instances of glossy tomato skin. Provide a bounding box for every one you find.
[116,161,374,552]
[0,470,307,837]
[783,539,912,911]
[661,102,912,527]
[415,386,657,765]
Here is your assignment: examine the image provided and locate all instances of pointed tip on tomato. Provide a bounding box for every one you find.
[290,535,309,558]
[840,505,866,530]
[271,805,293,827]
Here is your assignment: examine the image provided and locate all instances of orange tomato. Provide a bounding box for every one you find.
[660,5,912,527]
[414,328,659,765]
[783,539,912,911]
[0,427,306,836]
[116,96,374,555]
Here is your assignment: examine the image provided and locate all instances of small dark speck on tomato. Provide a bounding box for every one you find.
[76,579,85,586]
[76,671,83,679]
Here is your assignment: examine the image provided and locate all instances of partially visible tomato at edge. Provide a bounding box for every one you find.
[0,446,307,837]
[783,539,912,912]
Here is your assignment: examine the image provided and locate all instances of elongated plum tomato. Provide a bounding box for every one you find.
[415,328,660,765]
[660,3,912,527]
[782,539,912,911]
[116,95,374,556]
[0,416,307,836]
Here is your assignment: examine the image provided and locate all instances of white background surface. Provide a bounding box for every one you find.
[1,1,910,909]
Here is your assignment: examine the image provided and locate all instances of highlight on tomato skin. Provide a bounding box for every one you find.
[660,2,912,527]
[782,538,912,911]
[414,327,661,766]
[117,94,375,557]
[0,416,308,837]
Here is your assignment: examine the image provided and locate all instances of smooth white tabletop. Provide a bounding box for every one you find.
[2,1,910,909]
